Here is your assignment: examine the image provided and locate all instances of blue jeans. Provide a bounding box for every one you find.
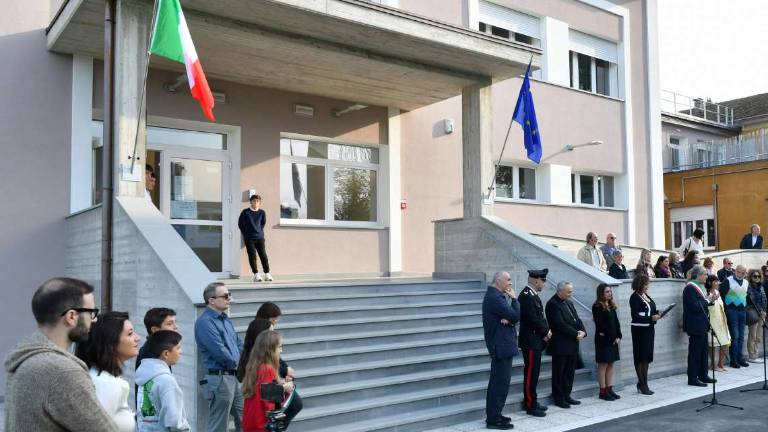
[726,307,746,364]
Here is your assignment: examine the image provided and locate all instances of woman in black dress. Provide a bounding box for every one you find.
[630,274,663,395]
[607,250,628,279]
[593,283,622,401]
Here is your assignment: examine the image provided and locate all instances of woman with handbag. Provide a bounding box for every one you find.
[746,269,767,363]
[705,276,731,371]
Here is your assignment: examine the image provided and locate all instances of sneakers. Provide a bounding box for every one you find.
[748,358,763,364]
[254,274,264,282]
[265,273,274,282]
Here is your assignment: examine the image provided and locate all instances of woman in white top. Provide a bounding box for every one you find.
[679,228,705,257]
[76,311,141,432]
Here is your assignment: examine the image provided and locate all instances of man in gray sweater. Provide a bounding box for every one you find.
[4,277,117,432]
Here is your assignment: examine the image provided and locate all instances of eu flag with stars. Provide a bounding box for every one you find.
[512,61,542,163]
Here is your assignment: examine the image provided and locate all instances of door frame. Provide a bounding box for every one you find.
[147,115,241,278]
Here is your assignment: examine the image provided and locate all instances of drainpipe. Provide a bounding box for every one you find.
[101,0,116,312]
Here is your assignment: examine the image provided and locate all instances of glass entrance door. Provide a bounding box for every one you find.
[169,158,225,273]
[147,125,233,277]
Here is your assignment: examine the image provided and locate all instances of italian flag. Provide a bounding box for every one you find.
[150,0,215,121]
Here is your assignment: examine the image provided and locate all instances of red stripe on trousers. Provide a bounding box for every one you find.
[524,348,533,408]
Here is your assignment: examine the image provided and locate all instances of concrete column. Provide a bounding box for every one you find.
[462,81,494,218]
[114,0,151,197]
[387,107,403,274]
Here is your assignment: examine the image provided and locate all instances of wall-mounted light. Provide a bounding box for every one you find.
[332,103,368,117]
[443,119,454,134]
[163,74,188,93]
[565,140,604,151]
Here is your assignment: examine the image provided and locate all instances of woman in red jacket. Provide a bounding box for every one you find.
[242,331,294,432]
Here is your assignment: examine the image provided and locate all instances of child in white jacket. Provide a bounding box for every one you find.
[135,331,190,432]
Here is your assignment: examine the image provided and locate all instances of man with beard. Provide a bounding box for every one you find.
[4,277,117,432]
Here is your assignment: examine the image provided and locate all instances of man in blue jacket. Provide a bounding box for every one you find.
[482,271,520,430]
[683,266,719,386]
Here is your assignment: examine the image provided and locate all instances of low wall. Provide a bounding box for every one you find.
[66,197,214,430]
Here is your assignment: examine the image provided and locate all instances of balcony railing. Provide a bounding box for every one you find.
[664,129,768,172]
[661,89,734,127]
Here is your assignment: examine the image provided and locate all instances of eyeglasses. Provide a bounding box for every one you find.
[752,275,761,279]
[213,293,232,300]
[609,237,616,240]
[60,307,99,319]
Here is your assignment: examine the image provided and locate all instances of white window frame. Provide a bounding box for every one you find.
[670,206,716,251]
[668,135,682,170]
[571,172,615,208]
[494,165,539,202]
[279,134,385,229]
[570,51,618,97]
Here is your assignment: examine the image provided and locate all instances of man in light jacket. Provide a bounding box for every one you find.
[577,232,607,272]
[4,277,117,432]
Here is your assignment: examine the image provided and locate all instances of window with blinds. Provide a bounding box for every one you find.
[477,1,541,47]
[567,30,619,97]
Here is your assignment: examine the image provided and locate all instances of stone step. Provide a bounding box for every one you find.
[226,278,481,299]
[280,325,481,355]
[227,289,482,314]
[238,310,480,341]
[290,369,593,431]
[282,334,486,370]
[229,299,479,327]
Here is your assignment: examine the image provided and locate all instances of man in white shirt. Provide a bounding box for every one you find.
[577,232,607,272]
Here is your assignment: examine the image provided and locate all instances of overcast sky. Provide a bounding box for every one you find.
[658,0,768,102]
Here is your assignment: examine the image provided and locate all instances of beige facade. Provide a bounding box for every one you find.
[0,0,662,392]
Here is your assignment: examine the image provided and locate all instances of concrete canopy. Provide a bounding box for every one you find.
[47,0,540,110]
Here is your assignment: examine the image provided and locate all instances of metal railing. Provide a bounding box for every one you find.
[661,89,734,127]
[664,128,768,172]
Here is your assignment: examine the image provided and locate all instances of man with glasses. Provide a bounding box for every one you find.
[518,268,551,417]
[4,277,117,431]
[722,265,751,368]
[717,258,735,285]
[600,233,622,268]
[195,282,244,431]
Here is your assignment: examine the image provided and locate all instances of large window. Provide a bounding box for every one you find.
[494,166,537,200]
[670,206,716,250]
[280,137,380,226]
[568,30,618,97]
[571,173,615,207]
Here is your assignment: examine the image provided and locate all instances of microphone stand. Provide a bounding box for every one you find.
[740,297,768,393]
[697,294,743,412]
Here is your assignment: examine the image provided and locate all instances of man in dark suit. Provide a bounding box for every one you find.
[482,271,520,430]
[739,224,763,249]
[683,265,720,386]
[518,268,551,417]
[545,281,586,409]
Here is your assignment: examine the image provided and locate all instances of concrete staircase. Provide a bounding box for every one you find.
[226,277,596,432]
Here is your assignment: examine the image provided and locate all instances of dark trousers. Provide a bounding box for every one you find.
[551,354,576,403]
[283,390,303,427]
[486,356,512,422]
[522,349,542,410]
[726,307,746,363]
[244,239,270,273]
[688,334,709,382]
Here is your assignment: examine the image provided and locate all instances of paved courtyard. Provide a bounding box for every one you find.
[426,363,766,432]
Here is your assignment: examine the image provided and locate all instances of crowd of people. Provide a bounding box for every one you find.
[4,278,299,432]
[482,256,768,430]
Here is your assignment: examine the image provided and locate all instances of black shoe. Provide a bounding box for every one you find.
[608,387,621,400]
[565,397,581,405]
[739,360,750,367]
[730,362,741,369]
[486,421,514,430]
[554,401,571,409]
[599,392,617,401]
[536,402,548,411]
[499,415,511,424]
[700,377,716,384]
[688,380,707,387]
[526,408,547,417]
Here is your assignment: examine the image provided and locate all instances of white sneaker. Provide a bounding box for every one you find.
[265,273,274,282]
[254,274,264,282]
[749,358,764,363]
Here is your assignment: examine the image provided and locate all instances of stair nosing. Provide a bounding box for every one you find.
[224,289,483,304]
[225,278,482,290]
[282,334,483,361]
[238,310,479,330]
[228,300,480,317]
[255,323,482,346]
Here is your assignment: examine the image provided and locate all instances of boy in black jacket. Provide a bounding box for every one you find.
[239,194,273,282]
